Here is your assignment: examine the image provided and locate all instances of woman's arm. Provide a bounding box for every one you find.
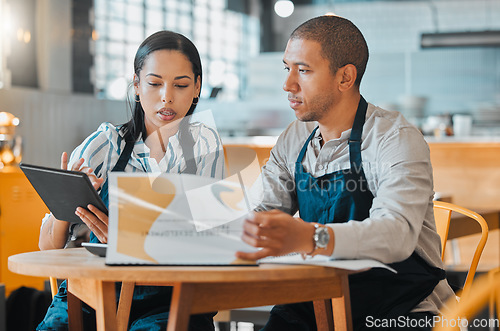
[39,214,71,250]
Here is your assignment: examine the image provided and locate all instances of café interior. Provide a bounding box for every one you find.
[0,0,500,330]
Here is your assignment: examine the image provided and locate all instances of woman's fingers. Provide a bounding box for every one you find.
[87,205,109,226]
[76,207,108,243]
[71,158,85,171]
[60,152,68,170]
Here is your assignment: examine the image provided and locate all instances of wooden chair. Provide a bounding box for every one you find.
[433,201,489,298]
[433,267,500,331]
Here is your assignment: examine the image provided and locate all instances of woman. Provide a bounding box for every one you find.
[37,31,223,331]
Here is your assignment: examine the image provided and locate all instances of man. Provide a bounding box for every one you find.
[236,15,455,330]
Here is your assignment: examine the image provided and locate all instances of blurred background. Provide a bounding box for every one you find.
[1,0,500,167]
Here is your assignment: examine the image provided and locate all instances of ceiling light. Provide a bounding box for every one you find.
[274,1,294,18]
[421,31,500,48]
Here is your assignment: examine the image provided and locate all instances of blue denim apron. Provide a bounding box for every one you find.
[267,97,445,331]
[38,132,214,331]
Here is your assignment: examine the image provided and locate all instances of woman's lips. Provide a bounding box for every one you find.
[157,108,176,121]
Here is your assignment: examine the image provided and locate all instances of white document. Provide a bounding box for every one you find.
[260,254,397,273]
[106,172,258,265]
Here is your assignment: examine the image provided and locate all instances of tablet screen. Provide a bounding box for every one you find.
[20,163,108,223]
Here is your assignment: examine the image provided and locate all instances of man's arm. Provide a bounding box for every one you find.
[329,126,434,263]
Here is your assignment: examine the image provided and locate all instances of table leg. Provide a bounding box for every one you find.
[167,283,195,331]
[330,274,352,331]
[67,290,83,331]
[313,299,333,331]
[117,282,135,331]
[68,278,117,331]
[95,281,118,331]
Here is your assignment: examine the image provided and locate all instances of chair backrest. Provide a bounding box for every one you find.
[434,267,500,331]
[433,201,489,297]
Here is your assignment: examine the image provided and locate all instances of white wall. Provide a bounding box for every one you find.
[36,0,72,93]
[0,87,127,167]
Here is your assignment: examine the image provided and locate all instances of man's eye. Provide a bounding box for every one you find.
[283,67,290,72]
[299,69,308,73]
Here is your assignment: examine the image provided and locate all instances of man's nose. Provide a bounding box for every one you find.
[283,72,298,93]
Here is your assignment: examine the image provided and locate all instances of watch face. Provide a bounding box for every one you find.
[315,227,330,249]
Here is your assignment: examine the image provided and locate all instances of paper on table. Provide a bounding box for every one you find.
[259,254,397,273]
[106,172,259,265]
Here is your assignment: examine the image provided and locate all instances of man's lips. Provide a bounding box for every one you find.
[288,98,302,109]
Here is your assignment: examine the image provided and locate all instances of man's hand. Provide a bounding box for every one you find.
[235,209,316,261]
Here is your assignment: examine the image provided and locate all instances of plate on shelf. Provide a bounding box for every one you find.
[82,242,107,257]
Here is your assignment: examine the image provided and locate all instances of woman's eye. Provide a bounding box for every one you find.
[148,82,160,87]
[283,67,290,72]
[298,69,308,73]
[175,85,188,88]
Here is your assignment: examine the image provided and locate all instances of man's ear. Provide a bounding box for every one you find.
[337,64,357,92]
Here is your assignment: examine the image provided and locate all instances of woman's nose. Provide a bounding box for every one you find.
[161,87,173,104]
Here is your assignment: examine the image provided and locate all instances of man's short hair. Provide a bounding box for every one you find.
[290,15,369,86]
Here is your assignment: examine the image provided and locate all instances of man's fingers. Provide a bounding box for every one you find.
[242,220,274,239]
[235,248,271,261]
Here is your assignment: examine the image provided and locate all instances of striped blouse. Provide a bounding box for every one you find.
[41,121,225,232]
[68,121,224,180]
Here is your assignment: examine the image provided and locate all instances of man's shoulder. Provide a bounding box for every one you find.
[365,103,423,140]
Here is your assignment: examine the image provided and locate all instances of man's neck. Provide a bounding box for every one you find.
[318,94,361,143]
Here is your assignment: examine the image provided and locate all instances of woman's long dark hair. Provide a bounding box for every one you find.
[122,31,202,142]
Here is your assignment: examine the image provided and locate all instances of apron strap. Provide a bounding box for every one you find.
[178,124,197,175]
[112,132,134,172]
[295,127,319,174]
[348,96,368,170]
[98,131,134,210]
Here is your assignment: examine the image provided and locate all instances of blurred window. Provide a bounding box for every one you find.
[93,0,259,100]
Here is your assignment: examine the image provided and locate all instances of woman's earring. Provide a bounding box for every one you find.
[135,94,140,102]
[192,97,199,105]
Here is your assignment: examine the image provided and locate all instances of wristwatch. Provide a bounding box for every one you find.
[302,224,330,259]
[313,224,330,251]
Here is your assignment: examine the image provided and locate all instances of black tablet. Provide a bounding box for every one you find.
[20,163,107,224]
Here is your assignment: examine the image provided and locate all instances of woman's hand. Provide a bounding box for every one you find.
[235,210,317,261]
[76,205,108,243]
[63,152,104,190]
[63,152,108,243]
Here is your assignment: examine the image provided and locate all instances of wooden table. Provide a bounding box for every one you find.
[9,248,355,331]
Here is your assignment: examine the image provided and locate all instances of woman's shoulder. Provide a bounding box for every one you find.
[188,122,222,143]
[76,122,123,153]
